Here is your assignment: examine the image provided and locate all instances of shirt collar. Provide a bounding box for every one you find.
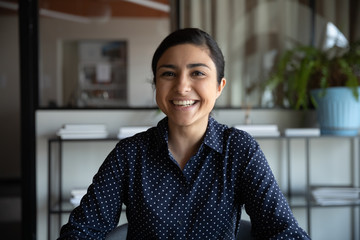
[155,117,170,149]
[155,116,225,154]
[203,116,224,154]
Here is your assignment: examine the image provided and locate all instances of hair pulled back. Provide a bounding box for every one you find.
[151,28,225,85]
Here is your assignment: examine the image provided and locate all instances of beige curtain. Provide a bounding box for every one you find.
[177,0,360,108]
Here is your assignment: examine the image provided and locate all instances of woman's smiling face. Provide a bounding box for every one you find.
[155,43,226,129]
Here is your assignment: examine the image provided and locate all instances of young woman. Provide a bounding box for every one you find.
[59,28,310,239]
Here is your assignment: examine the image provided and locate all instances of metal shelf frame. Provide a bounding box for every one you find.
[48,135,360,239]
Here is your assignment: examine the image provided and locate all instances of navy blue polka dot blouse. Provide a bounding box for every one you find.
[59,116,310,239]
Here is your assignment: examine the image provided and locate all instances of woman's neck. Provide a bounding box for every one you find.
[167,119,208,170]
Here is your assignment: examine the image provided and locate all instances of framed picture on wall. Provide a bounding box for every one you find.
[62,40,128,107]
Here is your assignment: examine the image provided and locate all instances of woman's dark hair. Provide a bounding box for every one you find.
[151,28,225,85]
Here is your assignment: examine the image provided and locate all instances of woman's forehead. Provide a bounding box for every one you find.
[157,44,212,64]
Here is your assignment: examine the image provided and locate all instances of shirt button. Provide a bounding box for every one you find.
[177,220,183,226]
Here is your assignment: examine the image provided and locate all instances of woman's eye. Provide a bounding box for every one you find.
[192,71,205,77]
[160,71,175,77]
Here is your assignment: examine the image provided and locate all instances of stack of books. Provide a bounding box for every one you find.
[233,124,280,137]
[70,189,87,207]
[312,187,360,206]
[57,124,109,139]
[117,126,151,139]
[284,128,320,137]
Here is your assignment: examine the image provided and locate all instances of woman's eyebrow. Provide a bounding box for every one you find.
[157,63,210,71]
[187,63,210,69]
[157,64,176,71]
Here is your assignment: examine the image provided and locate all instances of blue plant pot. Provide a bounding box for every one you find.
[310,87,360,136]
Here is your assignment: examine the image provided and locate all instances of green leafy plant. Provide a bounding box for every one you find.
[266,41,360,109]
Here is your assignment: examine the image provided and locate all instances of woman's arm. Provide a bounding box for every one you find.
[238,135,310,239]
[58,145,126,240]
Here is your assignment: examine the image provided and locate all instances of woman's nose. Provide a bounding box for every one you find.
[174,74,191,94]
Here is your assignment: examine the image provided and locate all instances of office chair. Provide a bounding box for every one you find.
[106,223,128,240]
[105,220,253,240]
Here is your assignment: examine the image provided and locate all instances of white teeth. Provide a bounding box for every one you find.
[173,100,195,106]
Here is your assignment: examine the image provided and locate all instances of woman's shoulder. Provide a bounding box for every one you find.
[216,120,255,142]
[225,127,258,148]
[208,117,258,150]
[227,126,254,139]
[210,117,252,137]
[116,127,158,147]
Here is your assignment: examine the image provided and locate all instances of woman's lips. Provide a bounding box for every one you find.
[172,100,196,107]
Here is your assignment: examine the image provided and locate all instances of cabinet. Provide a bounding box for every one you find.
[48,136,360,240]
[259,136,360,239]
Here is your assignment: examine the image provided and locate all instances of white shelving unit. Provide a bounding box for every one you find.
[47,135,360,239]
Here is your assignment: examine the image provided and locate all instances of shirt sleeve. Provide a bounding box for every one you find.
[58,144,127,240]
[238,134,311,239]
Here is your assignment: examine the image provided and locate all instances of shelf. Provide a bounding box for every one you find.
[49,202,74,213]
[82,98,128,107]
[288,195,307,208]
[48,135,360,239]
[255,135,360,140]
[49,137,119,142]
[80,82,126,91]
[49,201,127,214]
[49,194,360,214]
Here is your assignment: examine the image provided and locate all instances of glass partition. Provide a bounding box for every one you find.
[32,0,359,108]
[38,0,171,108]
[178,0,359,108]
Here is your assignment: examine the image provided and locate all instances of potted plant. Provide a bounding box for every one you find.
[266,40,360,135]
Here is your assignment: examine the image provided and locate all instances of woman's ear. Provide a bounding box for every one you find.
[216,78,226,99]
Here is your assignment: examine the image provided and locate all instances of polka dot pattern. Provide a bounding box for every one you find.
[59,116,310,239]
